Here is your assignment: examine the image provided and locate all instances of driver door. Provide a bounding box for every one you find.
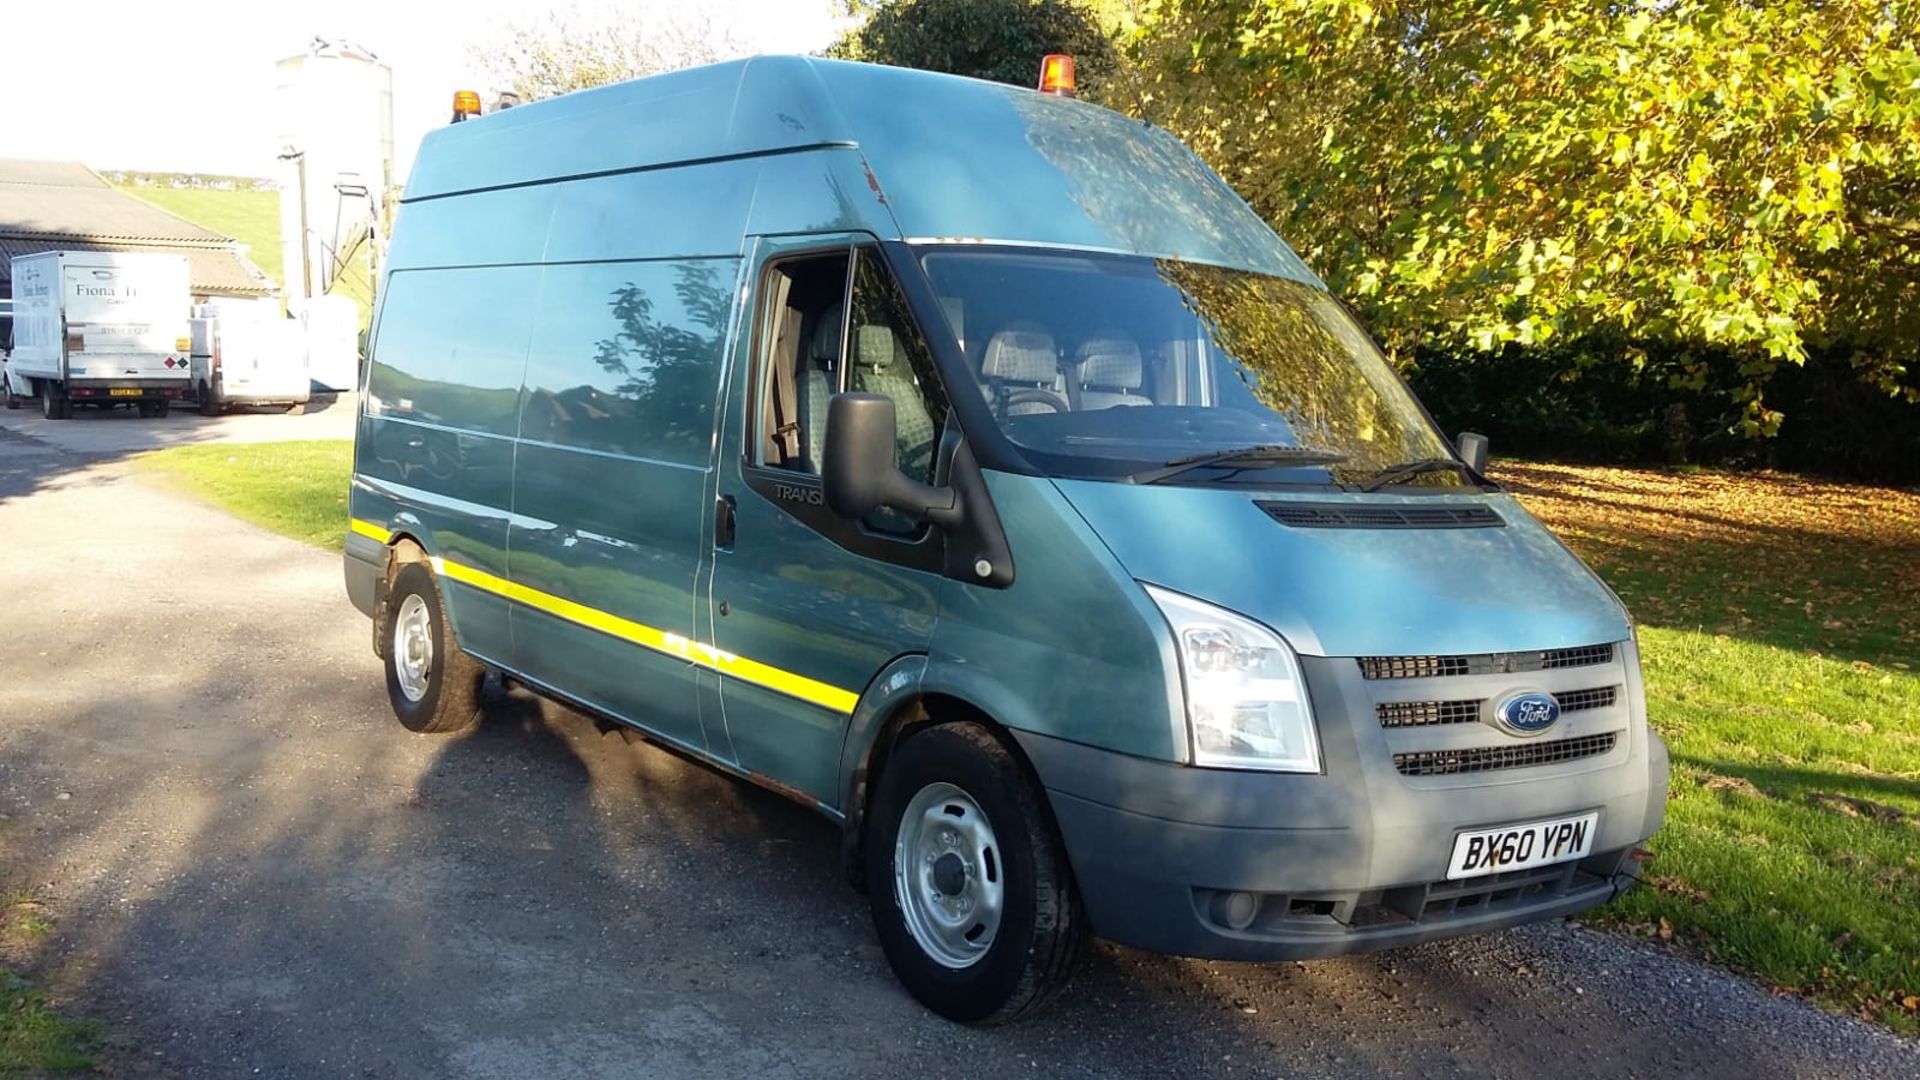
[704,238,953,807]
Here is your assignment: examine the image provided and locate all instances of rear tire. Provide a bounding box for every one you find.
[136,401,156,418]
[383,562,486,734]
[199,382,220,416]
[865,722,1086,1024]
[154,399,170,418]
[41,383,68,421]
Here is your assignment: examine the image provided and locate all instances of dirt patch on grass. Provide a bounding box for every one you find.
[1702,774,1766,797]
[1807,792,1911,825]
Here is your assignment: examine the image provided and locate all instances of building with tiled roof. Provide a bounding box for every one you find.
[0,159,276,299]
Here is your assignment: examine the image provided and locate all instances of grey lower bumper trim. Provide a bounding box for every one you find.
[343,534,384,618]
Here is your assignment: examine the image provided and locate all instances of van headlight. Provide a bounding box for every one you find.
[1144,584,1321,773]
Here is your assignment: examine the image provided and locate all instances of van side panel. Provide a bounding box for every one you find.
[925,471,1187,763]
[741,149,901,240]
[543,161,759,261]
[507,257,740,754]
[357,265,537,661]
[384,185,558,271]
[402,56,852,201]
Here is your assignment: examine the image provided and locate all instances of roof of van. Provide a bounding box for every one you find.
[406,57,1315,279]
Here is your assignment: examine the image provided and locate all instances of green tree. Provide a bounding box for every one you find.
[1131,1,1920,433]
[831,0,1120,95]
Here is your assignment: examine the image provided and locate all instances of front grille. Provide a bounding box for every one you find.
[1376,685,1620,728]
[1358,643,1616,680]
[1393,732,1620,776]
[1377,698,1481,727]
[1556,685,1618,713]
[1258,502,1505,529]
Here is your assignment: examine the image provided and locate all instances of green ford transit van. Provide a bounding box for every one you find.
[344,57,1667,1023]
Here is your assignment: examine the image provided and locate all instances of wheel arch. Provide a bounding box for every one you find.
[838,658,1063,893]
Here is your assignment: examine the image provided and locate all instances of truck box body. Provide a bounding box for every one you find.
[190,301,310,409]
[8,251,191,408]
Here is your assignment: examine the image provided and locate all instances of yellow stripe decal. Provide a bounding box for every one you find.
[427,556,859,716]
[348,518,393,543]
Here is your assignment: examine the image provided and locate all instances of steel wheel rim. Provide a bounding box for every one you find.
[893,781,1004,969]
[393,593,434,703]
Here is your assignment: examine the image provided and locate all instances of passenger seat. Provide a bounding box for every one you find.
[1075,336,1151,409]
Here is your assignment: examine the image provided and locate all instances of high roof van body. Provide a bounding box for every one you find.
[344,57,1666,1022]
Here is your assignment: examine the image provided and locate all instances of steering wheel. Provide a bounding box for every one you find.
[1002,387,1071,416]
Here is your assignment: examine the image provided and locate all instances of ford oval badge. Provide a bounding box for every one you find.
[1495,691,1561,737]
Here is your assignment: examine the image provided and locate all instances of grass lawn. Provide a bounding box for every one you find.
[2,894,98,1075]
[136,444,1920,1033]
[1501,463,1920,1033]
[134,441,353,551]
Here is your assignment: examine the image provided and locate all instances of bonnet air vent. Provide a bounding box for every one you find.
[1256,502,1505,529]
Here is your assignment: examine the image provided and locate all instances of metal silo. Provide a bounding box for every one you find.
[274,38,393,388]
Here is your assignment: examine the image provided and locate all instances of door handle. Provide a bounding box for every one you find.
[715,493,737,550]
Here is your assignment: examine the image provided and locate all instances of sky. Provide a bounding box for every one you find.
[6,0,847,180]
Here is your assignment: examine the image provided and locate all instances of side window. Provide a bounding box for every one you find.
[845,247,949,485]
[367,266,538,437]
[519,259,732,465]
[755,252,851,475]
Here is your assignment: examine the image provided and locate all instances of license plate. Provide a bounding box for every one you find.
[1447,812,1597,880]
[109,388,142,397]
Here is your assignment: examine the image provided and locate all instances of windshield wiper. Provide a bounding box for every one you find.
[1357,458,1478,492]
[1129,445,1349,486]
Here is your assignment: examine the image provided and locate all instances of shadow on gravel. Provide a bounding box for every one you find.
[6,661,1914,1077]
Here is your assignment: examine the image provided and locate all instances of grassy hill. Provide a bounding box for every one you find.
[118,185,287,289]
[116,183,374,325]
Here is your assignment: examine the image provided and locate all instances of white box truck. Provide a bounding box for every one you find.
[4,251,192,419]
[189,301,311,414]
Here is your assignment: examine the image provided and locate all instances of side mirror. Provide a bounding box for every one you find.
[1456,431,1489,474]
[823,393,954,521]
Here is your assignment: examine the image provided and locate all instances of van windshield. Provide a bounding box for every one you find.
[918,249,1465,488]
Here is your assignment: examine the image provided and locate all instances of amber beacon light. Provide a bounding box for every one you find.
[451,89,483,123]
[1038,54,1076,97]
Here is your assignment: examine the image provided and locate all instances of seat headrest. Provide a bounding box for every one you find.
[855,324,900,370]
[810,304,843,367]
[1076,336,1143,389]
[982,322,1057,384]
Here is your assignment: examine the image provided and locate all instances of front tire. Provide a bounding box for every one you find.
[865,722,1086,1024]
[383,562,486,734]
[199,381,220,416]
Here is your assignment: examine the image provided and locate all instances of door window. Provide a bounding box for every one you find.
[754,252,850,475]
[752,247,949,486]
[844,248,950,486]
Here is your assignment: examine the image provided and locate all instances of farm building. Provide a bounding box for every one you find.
[0,159,275,302]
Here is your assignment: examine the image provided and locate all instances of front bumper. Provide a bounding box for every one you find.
[1015,650,1669,962]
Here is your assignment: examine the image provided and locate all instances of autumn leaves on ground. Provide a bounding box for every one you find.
[1501,463,1920,1033]
[140,445,1920,1036]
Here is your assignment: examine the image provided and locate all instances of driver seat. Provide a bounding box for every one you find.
[981,321,1063,416]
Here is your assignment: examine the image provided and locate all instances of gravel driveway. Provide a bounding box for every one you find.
[1,429,1915,1079]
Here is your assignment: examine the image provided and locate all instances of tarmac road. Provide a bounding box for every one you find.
[1,428,1917,1079]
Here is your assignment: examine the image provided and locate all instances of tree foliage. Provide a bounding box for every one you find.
[1131,1,1920,432]
[469,0,762,101]
[830,0,1119,94]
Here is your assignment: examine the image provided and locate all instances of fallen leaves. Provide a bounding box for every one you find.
[1497,462,1920,663]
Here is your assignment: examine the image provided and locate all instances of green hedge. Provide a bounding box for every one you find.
[1408,342,1920,485]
